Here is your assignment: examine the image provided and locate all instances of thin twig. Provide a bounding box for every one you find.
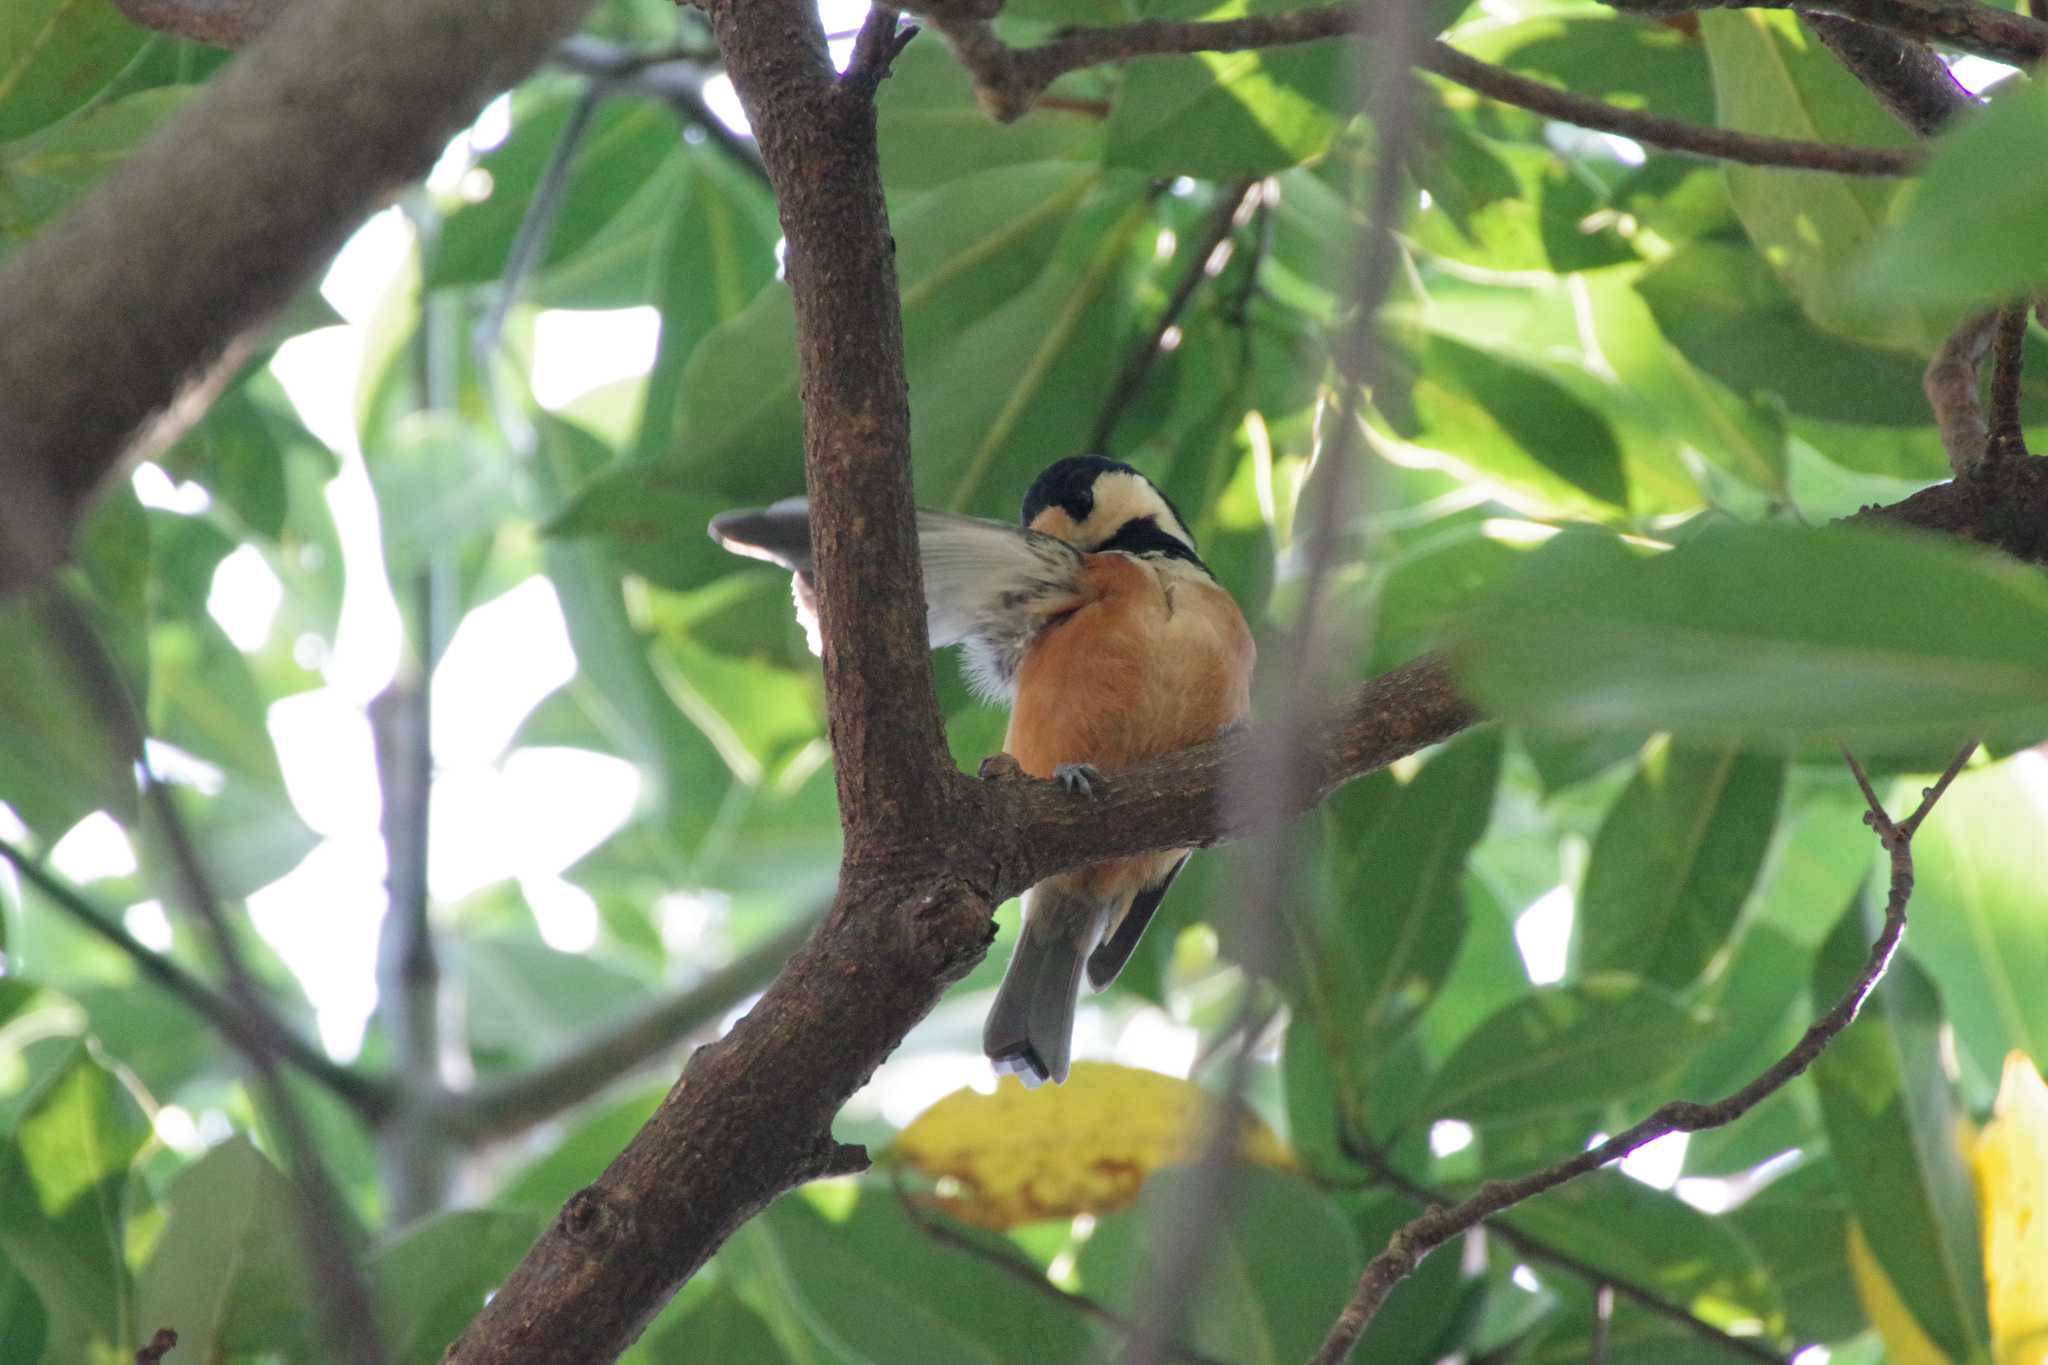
[548,35,770,182]
[843,7,919,94]
[1310,743,1958,1364]
[1089,180,1259,453]
[1603,0,2048,68]
[1987,301,2030,464]
[135,1327,179,1365]
[885,1169,1233,1365]
[1588,1283,1615,1365]
[449,910,822,1138]
[1421,42,1917,176]
[37,592,388,1365]
[0,839,391,1120]
[1341,1138,1791,1364]
[917,0,1921,175]
[1924,309,2000,478]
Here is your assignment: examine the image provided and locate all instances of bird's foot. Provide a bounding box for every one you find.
[1054,761,1104,798]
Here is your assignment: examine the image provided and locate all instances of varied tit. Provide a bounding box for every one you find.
[708,456,1254,1087]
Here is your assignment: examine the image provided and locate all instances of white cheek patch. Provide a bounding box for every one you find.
[1080,472,1194,551]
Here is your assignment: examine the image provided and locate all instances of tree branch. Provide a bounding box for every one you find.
[112,0,284,46]
[448,911,820,1139]
[0,0,600,588]
[1806,14,1974,138]
[1986,300,2031,462]
[0,837,393,1121]
[1308,741,1972,1364]
[1924,309,2001,476]
[1604,0,2048,66]
[914,0,1920,173]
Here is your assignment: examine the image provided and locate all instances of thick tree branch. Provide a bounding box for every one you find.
[0,0,599,586]
[1309,741,1972,1363]
[1806,14,1975,137]
[0,837,392,1121]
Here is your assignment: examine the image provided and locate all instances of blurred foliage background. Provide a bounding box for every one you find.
[3,0,2048,1361]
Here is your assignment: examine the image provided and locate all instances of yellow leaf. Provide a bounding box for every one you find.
[1973,1052,2048,1365]
[888,1061,1295,1230]
[1848,1220,1953,1365]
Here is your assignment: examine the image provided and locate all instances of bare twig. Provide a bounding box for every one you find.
[0,839,391,1120]
[1987,301,2031,463]
[1341,1138,1791,1364]
[1925,310,2001,477]
[1421,42,1917,176]
[885,1170,1233,1365]
[1588,1283,1615,1365]
[449,910,821,1138]
[1089,180,1260,453]
[135,1327,180,1364]
[1309,741,1961,1364]
[549,35,770,182]
[844,7,919,94]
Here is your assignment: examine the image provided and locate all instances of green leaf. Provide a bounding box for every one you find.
[1506,1171,1780,1330]
[134,1137,311,1364]
[1453,524,2048,753]
[0,86,196,239]
[495,1082,665,1212]
[1861,75,2048,311]
[456,935,653,1064]
[1727,1158,1865,1344]
[746,1186,1090,1365]
[1578,740,1784,991]
[639,1285,794,1364]
[1453,12,1715,127]
[1106,0,1346,178]
[1378,330,1628,514]
[0,1251,47,1365]
[879,42,1104,190]
[1809,895,1990,1362]
[1320,730,1501,1057]
[368,1209,551,1364]
[429,94,680,289]
[1417,976,1715,1125]
[1076,1166,1363,1365]
[1903,759,2048,1085]
[0,0,148,141]
[1700,11,1930,350]
[0,1046,148,1359]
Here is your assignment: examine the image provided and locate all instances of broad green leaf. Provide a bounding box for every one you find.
[429,94,680,289]
[1348,1192,1481,1365]
[1378,330,1628,514]
[0,0,148,140]
[1454,11,1715,127]
[1076,1166,1362,1365]
[1700,11,1930,350]
[1862,75,2048,311]
[1974,1052,2048,1365]
[1578,740,1784,990]
[1728,1158,1868,1344]
[456,935,653,1063]
[1636,241,1939,429]
[878,42,1104,190]
[1507,1171,1781,1330]
[1106,0,1346,178]
[1810,896,1990,1363]
[746,1186,1091,1365]
[1906,760,2048,1085]
[161,364,336,542]
[0,1251,47,1365]
[1320,729,1501,1058]
[1454,524,2048,753]
[639,1286,793,1364]
[135,1138,310,1364]
[0,1047,148,1359]
[368,1209,550,1364]
[1418,976,1715,1125]
[0,87,196,239]
[495,1082,665,1212]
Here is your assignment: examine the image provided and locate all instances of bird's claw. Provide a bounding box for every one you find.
[1054,762,1104,798]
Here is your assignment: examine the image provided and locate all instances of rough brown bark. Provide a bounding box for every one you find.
[0,0,599,579]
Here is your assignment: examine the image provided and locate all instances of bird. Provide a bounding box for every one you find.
[707,455,1254,1087]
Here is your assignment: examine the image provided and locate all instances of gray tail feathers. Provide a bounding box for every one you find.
[707,498,813,575]
[983,883,1111,1088]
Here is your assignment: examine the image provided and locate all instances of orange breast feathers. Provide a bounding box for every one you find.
[1004,553,1253,782]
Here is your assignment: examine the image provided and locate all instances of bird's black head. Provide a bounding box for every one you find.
[1019,455,1206,572]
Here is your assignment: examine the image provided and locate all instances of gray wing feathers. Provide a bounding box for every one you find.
[709,501,1081,697]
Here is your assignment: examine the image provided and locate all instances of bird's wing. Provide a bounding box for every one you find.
[1085,854,1188,992]
[708,502,1083,697]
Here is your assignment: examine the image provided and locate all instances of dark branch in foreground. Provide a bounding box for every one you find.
[1308,741,1976,1364]
[1604,0,2048,67]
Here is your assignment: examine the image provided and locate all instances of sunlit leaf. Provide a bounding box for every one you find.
[879,42,1104,189]
[1974,1052,2048,1365]
[0,87,196,238]
[890,1062,1293,1229]
[0,0,149,140]
[369,1209,551,1364]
